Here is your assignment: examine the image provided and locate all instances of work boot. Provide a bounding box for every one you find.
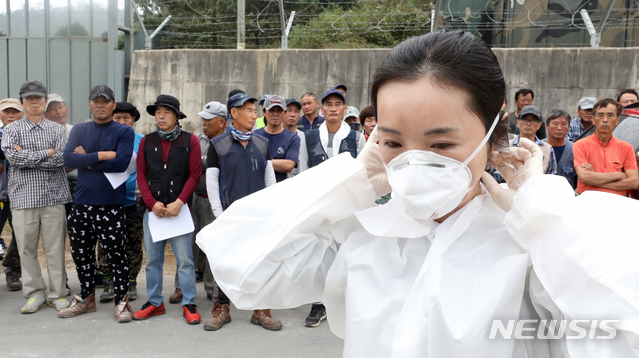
[59,293,97,318]
[99,278,114,302]
[127,281,137,301]
[114,294,133,323]
[169,288,183,304]
[204,302,231,331]
[251,309,282,331]
[6,273,22,291]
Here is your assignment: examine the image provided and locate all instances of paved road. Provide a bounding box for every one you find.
[0,271,344,358]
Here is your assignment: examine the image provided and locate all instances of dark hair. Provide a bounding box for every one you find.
[370,31,506,151]
[228,89,245,99]
[617,89,639,102]
[300,93,317,101]
[593,98,622,117]
[359,105,375,126]
[515,88,534,101]
[545,109,571,126]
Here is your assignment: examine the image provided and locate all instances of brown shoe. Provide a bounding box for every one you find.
[59,293,97,318]
[204,302,231,331]
[114,294,133,323]
[250,309,282,331]
[169,288,183,304]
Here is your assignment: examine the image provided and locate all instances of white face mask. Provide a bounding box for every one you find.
[385,113,500,221]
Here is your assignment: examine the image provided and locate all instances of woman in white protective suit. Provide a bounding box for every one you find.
[197,31,639,357]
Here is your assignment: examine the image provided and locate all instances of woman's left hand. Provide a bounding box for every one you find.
[165,198,184,218]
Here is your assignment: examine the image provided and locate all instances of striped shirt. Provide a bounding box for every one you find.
[1,117,71,210]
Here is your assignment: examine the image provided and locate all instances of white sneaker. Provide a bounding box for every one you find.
[0,245,5,259]
[21,294,47,314]
[48,297,71,310]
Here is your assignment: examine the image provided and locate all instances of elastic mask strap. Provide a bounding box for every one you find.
[462,113,500,166]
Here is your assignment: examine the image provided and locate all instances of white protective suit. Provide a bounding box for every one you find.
[196,153,639,358]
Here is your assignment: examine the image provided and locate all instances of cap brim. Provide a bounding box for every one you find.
[286,101,302,108]
[45,100,63,111]
[265,103,286,111]
[21,91,47,98]
[581,105,594,110]
[147,103,186,119]
[197,111,215,120]
[90,93,114,101]
[233,97,258,108]
[0,105,23,112]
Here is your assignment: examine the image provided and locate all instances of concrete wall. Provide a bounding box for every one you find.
[128,47,639,135]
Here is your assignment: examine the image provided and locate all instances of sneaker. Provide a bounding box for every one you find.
[48,297,71,310]
[133,302,166,320]
[251,309,282,331]
[183,304,201,325]
[169,288,183,304]
[0,245,5,260]
[100,278,114,302]
[127,281,137,301]
[21,294,47,314]
[204,302,231,331]
[6,274,22,291]
[59,294,97,318]
[304,303,327,327]
[114,295,133,323]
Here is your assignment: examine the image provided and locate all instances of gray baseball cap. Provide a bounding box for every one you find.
[343,106,360,121]
[198,101,227,120]
[578,97,597,110]
[46,93,64,111]
[518,105,542,121]
[264,95,286,111]
[19,80,47,98]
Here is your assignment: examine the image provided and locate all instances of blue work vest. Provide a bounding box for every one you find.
[212,132,269,210]
[305,129,357,168]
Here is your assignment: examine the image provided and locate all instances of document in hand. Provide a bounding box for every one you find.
[103,152,137,189]
[148,204,194,242]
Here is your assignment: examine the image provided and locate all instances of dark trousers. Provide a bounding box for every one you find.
[97,207,144,281]
[68,204,129,304]
[1,200,21,276]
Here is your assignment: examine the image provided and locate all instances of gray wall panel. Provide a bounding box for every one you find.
[0,40,9,99]
[26,38,46,85]
[90,42,108,89]
[71,40,91,123]
[48,39,72,120]
[8,39,26,98]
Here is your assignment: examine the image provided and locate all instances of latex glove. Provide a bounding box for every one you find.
[481,137,544,212]
[356,126,391,197]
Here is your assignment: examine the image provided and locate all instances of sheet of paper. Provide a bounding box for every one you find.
[148,204,195,242]
[103,152,137,189]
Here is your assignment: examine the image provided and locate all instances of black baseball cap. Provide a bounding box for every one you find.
[19,80,47,98]
[519,105,542,122]
[146,94,186,119]
[333,84,347,92]
[114,102,141,122]
[89,85,115,102]
[285,98,302,109]
[321,89,346,104]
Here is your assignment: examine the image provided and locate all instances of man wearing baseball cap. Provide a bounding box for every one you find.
[168,101,227,314]
[284,98,308,177]
[97,102,144,303]
[301,88,366,328]
[0,98,23,292]
[61,85,135,322]
[203,93,280,331]
[513,105,557,175]
[255,95,300,183]
[567,96,597,142]
[2,80,72,314]
[333,84,347,99]
[255,94,271,130]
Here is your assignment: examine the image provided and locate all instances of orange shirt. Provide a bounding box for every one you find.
[573,135,638,195]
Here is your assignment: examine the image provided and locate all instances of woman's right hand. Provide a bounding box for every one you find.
[152,201,166,218]
[356,126,391,197]
[481,138,544,212]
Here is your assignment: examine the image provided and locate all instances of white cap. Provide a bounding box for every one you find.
[343,106,360,121]
[46,93,64,111]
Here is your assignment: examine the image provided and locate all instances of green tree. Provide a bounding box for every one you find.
[54,22,90,37]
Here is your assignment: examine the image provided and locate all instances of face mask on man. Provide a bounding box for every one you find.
[385,113,500,221]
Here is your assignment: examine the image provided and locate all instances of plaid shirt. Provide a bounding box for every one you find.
[1,117,71,210]
[490,135,557,182]
[566,117,585,142]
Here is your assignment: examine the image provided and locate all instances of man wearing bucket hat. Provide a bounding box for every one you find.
[203,92,280,331]
[134,94,202,325]
[61,85,135,322]
[97,102,144,303]
[168,101,227,310]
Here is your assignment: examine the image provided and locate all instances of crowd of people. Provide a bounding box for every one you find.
[0,80,378,329]
[0,61,637,336]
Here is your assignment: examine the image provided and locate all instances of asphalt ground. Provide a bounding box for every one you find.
[0,252,344,358]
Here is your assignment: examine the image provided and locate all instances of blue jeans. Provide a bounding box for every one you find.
[143,211,197,306]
